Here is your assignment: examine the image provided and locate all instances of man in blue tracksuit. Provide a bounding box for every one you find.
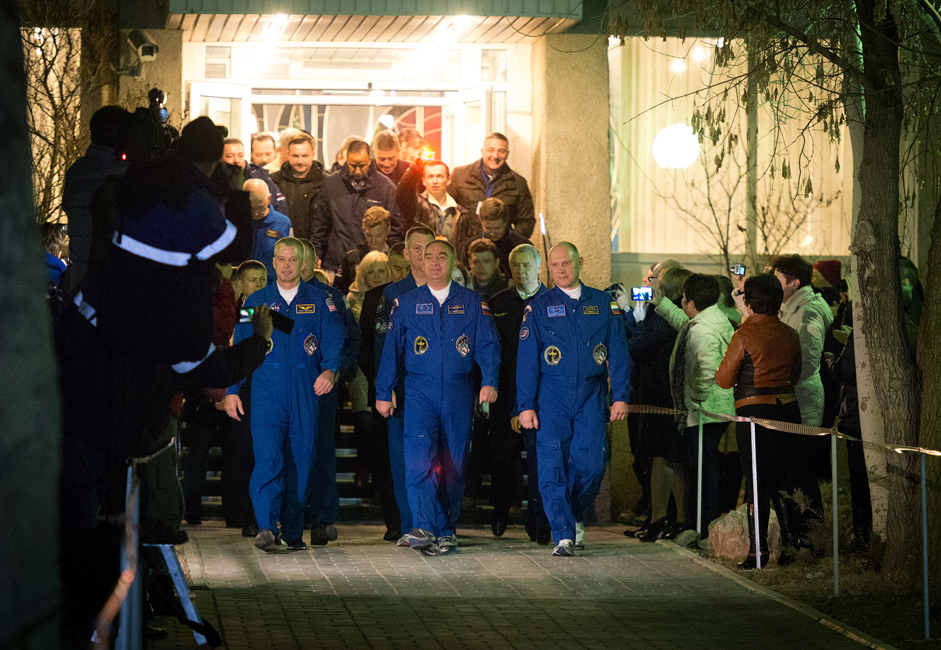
[517,242,630,557]
[373,226,436,545]
[245,178,293,283]
[376,239,501,555]
[226,237,345,551]
[298,238,360,546]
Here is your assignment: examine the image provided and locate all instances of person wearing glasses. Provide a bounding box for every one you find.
[311,138,403,284]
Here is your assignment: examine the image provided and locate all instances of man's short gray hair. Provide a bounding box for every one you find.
[509,243,541,268]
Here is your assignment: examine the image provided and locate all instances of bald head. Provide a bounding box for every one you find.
[548,242,582,289]
[244,179,271,221]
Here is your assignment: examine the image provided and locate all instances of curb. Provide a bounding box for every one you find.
[657,540,900,650]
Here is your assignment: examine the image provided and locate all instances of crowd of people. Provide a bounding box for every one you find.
[44,106,924,640]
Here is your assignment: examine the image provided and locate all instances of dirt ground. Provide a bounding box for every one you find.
[710,542,940,649]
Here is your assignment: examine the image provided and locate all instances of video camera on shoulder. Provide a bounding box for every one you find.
[116,88,179,161]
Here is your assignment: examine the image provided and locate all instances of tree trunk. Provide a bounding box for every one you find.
[854,0,923,576]
[0,0,62,646]
[917,192,941,585]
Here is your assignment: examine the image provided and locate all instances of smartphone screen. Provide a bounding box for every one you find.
[238,307,254,323]
[729,263,746,276]
[631,286,653,301]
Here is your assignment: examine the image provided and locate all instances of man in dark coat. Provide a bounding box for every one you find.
[270,132,324,242]
[310,139,403,281]
[449,132,535,238]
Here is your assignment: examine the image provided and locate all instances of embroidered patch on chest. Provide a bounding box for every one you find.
[265,229,280,238]
[448,305,465,315]
[325,297,337,312]
[304,334,318,356]
[519,327,529,340]
[456,335,471,357]
[582,305,599,315]
[544,346,562,365]
[414,336,429,355]
[593,343,608,365]
[295,304,315,314]
[610,301,622,315]
[547,305,565,318]
[416,303,434,315]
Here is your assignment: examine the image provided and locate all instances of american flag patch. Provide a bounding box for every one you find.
[325,297,337,312]
[481,301,491,316]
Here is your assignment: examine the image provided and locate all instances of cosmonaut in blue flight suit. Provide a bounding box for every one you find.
[517,242,630,557]
[376,239,500,554]
[373,227,437,543]
[297,239,360,546]
[227,238,345,551]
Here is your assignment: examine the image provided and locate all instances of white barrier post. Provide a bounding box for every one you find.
[921,453,930,640]
[832,434,839,596]
[697,416,704,535]
[750,420,761,569]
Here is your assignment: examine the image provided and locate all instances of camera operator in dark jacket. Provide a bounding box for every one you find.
[310,138,403,282]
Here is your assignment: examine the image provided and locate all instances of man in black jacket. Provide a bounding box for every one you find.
[311,139,403,283]
[372,130,410,186]
[271,132,324,242]
[396,158,467,236]
[449,132,535,238]
[488,243,549,542]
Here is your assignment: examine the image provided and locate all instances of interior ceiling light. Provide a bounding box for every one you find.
[263,14,290,42]
[670,58,686,73]
[651,123,700,169]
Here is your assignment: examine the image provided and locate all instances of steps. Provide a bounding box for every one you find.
[179,400,534,526]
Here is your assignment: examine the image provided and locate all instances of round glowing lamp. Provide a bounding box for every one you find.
[651,123,700,169]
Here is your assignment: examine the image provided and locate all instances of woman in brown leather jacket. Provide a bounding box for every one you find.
[715,274,802,569]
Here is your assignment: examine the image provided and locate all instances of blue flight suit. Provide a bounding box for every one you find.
[376,283,500,538]
[228,281,344,542]
[303,278,360,530]
[251,208,293,283]
[374,273,419,536]
[516,283,630,544]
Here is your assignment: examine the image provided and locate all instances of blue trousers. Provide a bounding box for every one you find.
[306,390,339,527]
[535,379,608,544]
[403,377,474,537]
[387,415,413,536]
[250,380,320,541]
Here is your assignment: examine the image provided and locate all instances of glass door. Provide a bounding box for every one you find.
[188,82,252,140]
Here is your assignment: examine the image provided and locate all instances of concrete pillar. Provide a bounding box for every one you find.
[531,34,611,288]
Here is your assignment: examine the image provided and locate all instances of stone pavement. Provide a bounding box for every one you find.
[151,523,886,650]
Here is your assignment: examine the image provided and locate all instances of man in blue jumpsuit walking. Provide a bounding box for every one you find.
[376,239,501,555]
[298,238,361,546]
[517,242,630,556]
[373,226,436,545]
[226,237,345,551]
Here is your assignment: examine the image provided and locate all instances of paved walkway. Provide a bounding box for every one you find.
[152,523,884,650]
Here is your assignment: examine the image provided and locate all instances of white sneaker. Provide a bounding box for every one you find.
[437,535,458,552]
[574,522,585,549]
[396,535,410,547]
[552,539,576,557]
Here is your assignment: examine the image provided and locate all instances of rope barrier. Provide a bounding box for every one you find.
[624,402,934,640]
[623,404,941,456]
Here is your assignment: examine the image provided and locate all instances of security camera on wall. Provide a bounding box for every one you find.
[128,29,158,62]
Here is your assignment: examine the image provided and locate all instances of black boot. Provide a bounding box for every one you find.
[738,506,768,570]
[772,492,798,567]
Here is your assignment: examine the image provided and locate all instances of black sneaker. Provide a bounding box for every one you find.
[241,523,260,538]
[284,538,307,550]
[310,524,338,546]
